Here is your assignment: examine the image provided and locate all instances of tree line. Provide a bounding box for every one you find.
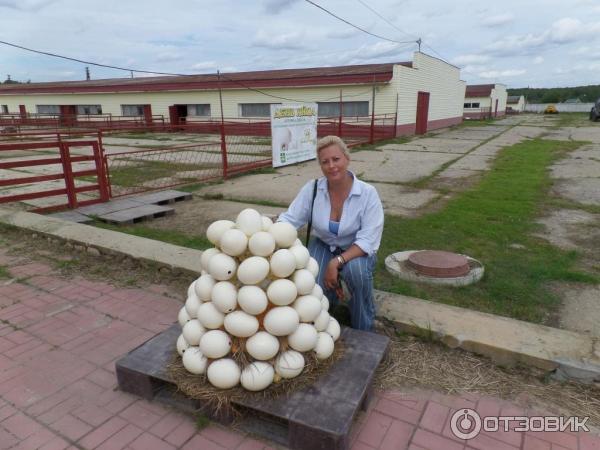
[508,85,600,103]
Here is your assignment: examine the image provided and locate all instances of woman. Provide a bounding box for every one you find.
[278,135,384,331]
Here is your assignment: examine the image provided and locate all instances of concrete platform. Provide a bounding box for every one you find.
[115,324,389,450]
[98,204,175,225]
[132,189,192,205]
[47,210,93,223]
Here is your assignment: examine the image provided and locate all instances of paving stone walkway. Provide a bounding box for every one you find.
[0,249,599,449]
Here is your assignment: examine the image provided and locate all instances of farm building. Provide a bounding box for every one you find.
[0,52,465,137]
[463,83,507,120]
[507,95,525,113]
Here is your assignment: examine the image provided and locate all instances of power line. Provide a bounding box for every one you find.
[355,0,418,41]
[303,0,417,45]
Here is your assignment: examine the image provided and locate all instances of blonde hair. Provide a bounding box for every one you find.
[316,135,350,159]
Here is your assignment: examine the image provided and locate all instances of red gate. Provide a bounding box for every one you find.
[415,91,430,135]
[0,140,110,212]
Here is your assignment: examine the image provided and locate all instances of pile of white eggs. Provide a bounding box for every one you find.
[176,208,341,392]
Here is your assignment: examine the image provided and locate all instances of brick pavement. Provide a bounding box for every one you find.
[1,248,599,450]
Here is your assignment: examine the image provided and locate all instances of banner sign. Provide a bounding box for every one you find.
[270,103,318,167]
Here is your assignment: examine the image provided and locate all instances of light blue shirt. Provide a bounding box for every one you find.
[278,172,384,255]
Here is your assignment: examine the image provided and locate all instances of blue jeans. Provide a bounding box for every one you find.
[308,238,377,331]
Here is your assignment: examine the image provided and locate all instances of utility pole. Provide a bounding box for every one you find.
[417,38,422,52]
[85,67,90,80]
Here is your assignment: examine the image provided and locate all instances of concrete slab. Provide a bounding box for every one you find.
[570,127,600,143]
[551,159,600,178]
[370,182,439,216]
[469,143,504,157]
[77,198,145,215]
[132,189,192,205]
[357,151,458,183]
[383,137,476,154]
[449,154,493,171]
[554,179,600,206]
[436,167,481,179]
[558,285,600,337]
[47,210,93,223]
[98,204,175,224]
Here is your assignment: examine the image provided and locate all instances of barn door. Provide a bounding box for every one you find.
[415,91,430,135]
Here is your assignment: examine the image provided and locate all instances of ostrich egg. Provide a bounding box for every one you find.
[187,280,196,298]
[287,323,318,352]
[182,347,207,374]
[246,331,280,360]
[184,293,201,318]
[206,220,235,246]
[196,302,225,329]
[293,295,322,322]
[275,350,305,379]
[194,273,216,302]
[237,285,268,315]
[326,317,341,341]
[289,245,310,269]
[199,329,232,359]
[292,269,316,295]
[182,319,206,346]
[266,279,297,306]
[263,306,300,336]
[236,208,263,236]
[176,333,190,356]
[311,283,323,299]
[320,295,330,312]
[208,253,237,281]
[237,256,270,285]
[248,231,276,257]
[224,311,259,338]
[261,215,273,231]
[269,222,297,248]
[178,306,191,327]
[306,257,319,278]
[207,358,240,389]
[315,332,335,360]
[219,229,248,257]
[211,281,238,314]
[313,310,331,331]
[240,362,274,391]
[200,248,220,272]
[270,249,296,278]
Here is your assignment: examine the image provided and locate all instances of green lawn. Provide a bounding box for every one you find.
[375,138,598,324]
[107,159,218,188]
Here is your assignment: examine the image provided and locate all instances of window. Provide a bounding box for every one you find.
[36,105,60,115]
[317,101,369,117]
[1,105,8,114]
[121,104,146,116]
[464,103,471,108]
[187,104,211,116]
[472,102,480,108]
[77,104,102,115]
[239,103,275,117]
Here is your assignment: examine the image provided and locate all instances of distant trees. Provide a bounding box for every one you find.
[508,85,600,103]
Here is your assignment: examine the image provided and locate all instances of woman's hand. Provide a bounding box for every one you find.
[324,258,340,290]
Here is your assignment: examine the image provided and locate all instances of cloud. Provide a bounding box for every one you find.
[0,0,55,10]
[481,13,514,27]
[155,52,184,63]
[262,0,299,14]
[533,56,544,64]
[191,61,218,71]
[251,30,307,50]
[451,54,490,66]
[478,69,526,79]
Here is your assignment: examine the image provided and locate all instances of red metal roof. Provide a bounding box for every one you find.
[0,62,412,95]
[465,84,495,97]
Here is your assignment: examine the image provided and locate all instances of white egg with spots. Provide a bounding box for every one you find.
[182,347,207,374]
[182,319,206,346]
[224,311,259,338]
[219,229,248,256]
[196,302,225,329]
[292,269,316,295]
[270,249,296,278]
[207,358,240,389]
[320,295,330,312]
[287,323,318,352]
[275,350,305,379]
[269,222,297,248]
[178,306,191,327]
[293,295,322,323]
[199,329,232,359]
[289,245,310,269]
[263,306,300,336]
[326,317,341,341]
[261,215,273,231]
[237,256,270,285]
[266,279,297,306]
[314,332,335,360]
[240,361,274,391]
[248,231,276,257]
[246,331,280,360]
[237,285,268,315]
[306,257,319,278]
[194,273,216,302]
[211,281,238,314]
[200,248,221,272]
[236,208,263,236]
[184,293,201,318]
[176,333,190,356]
[313,309,330,331]
[208,253,237,281]
[311,283,323,299]
[206,220,235,246]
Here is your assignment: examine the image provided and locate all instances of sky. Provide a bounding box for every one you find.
[2,0,600,88]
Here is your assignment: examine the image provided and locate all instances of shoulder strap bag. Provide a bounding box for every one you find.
[305,179,318,247]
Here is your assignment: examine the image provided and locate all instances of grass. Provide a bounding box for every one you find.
[0,265,10,278]
[91,220,212,250]
[553,112,590,128]
[107,160,217,188]
[375,138,598,324]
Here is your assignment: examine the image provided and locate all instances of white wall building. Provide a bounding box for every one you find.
[507,95,525,113]
[463,84,508,119]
